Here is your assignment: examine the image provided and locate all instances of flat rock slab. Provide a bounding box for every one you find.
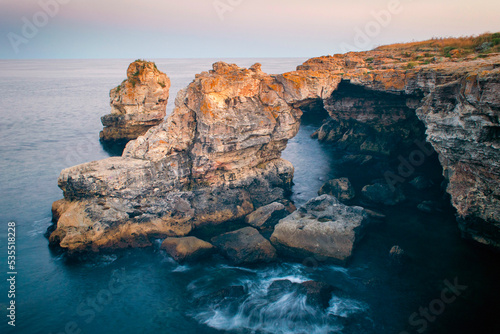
[161,236,215,263]
[270,195,369,265]
[211,227,277,265]
[245,202,289,230]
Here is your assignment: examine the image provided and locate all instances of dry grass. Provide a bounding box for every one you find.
[375,32,500,56]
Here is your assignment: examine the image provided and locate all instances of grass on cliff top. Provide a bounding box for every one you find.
[375,32,500,56]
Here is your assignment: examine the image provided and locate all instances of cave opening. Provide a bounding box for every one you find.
[285,79,452,217]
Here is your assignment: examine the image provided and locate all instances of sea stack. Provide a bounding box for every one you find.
[99,60,170,143]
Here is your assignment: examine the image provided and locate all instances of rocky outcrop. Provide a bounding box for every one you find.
[161,236,215,263]
[99,60,170,142]
[415,67,500,248]
[270,195,369,265]
[50,62,307,253]
[51,42,500,252]
[211,227,277,264]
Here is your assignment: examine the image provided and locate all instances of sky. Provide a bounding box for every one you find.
[0,0,499,59]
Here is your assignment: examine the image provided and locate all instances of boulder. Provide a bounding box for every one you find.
[361,182,406,206]
[245,202,289,230]
[100,60,170,142]
[211,227,277,264]
[161,236,215,263]
[270,195,369,265]
[318,177,355,202]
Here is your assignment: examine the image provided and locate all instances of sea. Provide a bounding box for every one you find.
[0,58,499,334]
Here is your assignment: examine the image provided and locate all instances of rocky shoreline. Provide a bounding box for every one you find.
[49,40,500,262]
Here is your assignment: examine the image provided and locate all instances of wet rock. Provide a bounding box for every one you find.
[362,182,406,206]
[245,202,289,230]
[100,60,170,142]
[389,245,407,265]
[364,209,386,222]
[211,227,277,265]
[300,281,336,309]
[410,176,434,190]
[268,279,336,309]
[318,177,355,202]
[270,195,369,265]
[161,236,215,263]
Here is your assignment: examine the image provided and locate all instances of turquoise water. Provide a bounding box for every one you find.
[0,58,499,334]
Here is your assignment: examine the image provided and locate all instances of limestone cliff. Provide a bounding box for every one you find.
[99,60,170,142]
[51,37,500,253]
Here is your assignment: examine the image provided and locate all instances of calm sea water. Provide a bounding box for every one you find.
[0,59,499,334]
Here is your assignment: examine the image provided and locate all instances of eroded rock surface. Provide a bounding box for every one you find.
[100,60,170,142]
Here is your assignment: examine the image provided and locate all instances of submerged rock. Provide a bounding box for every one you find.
[100,60,170,142]
[211,227,277,264]
[389,245,407,265]
[417,201,443,213]
[268,279,336,309]
[318,177,355,202]
[194,286,246,307]
[245,202,288,230]
[161,236,214,263]
[410,176,434,190]
[361,182,406,206]
[270,195,369,265]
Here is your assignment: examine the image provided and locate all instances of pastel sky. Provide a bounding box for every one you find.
[1,0,499,59]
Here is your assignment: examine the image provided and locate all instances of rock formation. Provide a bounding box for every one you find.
[99,60,170,142]
[50,38,500,253]
[50,62,306,253]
